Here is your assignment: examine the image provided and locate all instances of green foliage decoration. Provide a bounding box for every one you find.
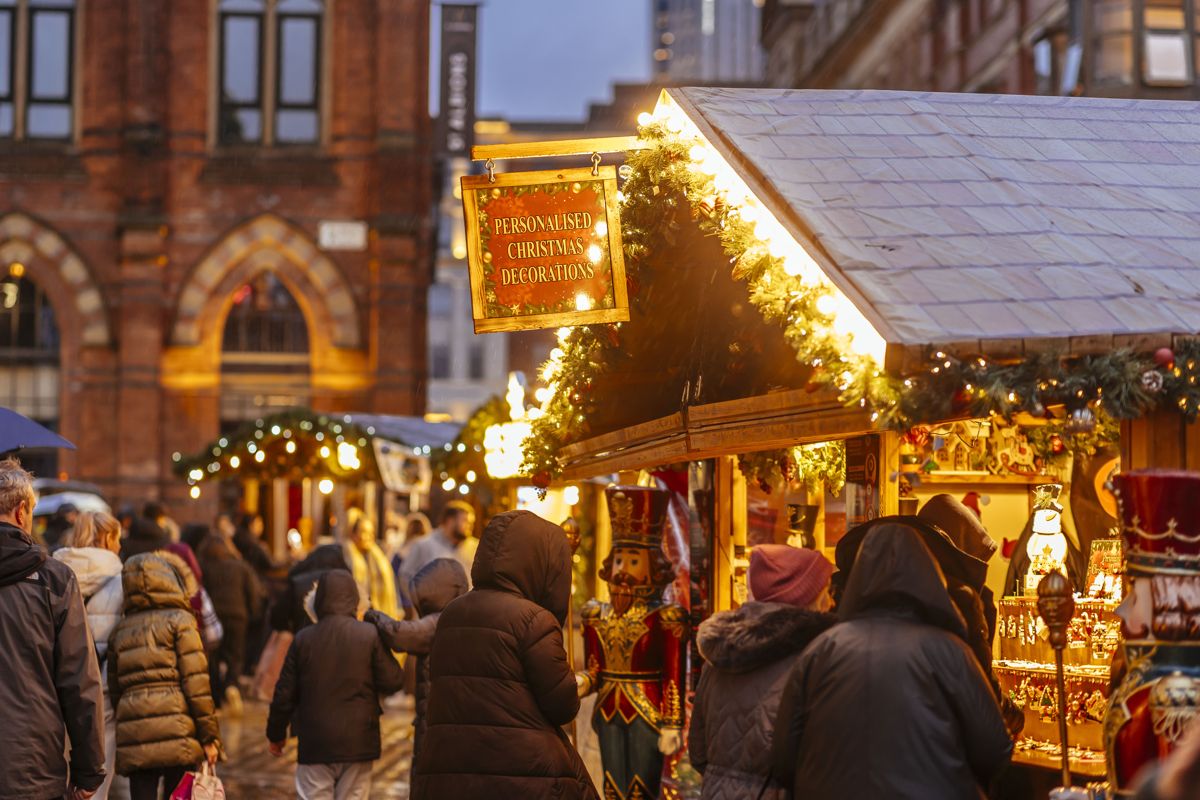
[1023,410,1121,466]
[737,441,847,497]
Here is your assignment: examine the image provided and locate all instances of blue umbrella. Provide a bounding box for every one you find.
[0,407,75,453]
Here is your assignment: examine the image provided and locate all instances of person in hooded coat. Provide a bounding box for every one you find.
[266,570,405,800]
[689,545,835,800]
[108,551,221,800]
[918,494,1000,636]
[414,510,597,800]
[834,512,1023,738]
[0,461,105,800]
[365,557,469,781]
[771,523,1012,800]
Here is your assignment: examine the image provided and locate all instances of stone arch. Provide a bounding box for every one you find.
[172,214,361,351]
[0,212,111,347]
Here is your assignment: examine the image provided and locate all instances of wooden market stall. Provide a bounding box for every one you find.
[176,408,460,557]
[517,88,1200,783]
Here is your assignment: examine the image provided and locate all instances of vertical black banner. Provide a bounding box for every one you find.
[438,4,477,159]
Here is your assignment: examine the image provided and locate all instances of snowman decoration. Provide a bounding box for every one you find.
[1025,484,1068,595]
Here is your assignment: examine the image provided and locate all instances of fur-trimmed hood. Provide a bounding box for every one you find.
[697,602,835,673]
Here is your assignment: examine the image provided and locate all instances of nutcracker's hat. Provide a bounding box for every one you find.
[606,485,670,549]
[1114,470,1200,575]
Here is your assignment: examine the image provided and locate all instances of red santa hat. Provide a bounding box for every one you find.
[961,492,983,519]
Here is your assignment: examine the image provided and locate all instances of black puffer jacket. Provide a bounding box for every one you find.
[414,511,598,800]
[689,602,834,800]
[772,523,1012,799]
[367,556,469,770]
[0,522,106,798]
[267,570,405,764]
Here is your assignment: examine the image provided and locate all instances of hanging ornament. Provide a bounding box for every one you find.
[1064,407,1097,434]
[781,454,797,483]
[1155,347,1176,369]
[1141,369,1165,394]
[532,471,551,489]
[1050,435,1065,455]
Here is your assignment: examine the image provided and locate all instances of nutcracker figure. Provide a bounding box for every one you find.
[578,486,687,800]
[1105,470,1200,797]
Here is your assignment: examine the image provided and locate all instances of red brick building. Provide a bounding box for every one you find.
[762,0,1200,99]
[0,0,433,517]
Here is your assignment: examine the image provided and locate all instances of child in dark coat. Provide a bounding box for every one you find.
[364,557,468,779]
[266,570,405,800]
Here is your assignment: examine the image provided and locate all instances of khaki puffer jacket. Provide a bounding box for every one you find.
[108,552,221,775]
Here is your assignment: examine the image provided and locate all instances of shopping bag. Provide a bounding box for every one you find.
[169,772,195,800]
[250,629,293,701]
[191,762,226,800]
[170,763,225,800]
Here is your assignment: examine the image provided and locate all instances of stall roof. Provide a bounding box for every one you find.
[342,414,460,449]
[668,87,1200,355]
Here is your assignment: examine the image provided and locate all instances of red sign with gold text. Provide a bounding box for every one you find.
[461,166,629,333]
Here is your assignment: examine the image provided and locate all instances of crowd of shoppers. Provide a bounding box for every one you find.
[8,446,1197,800]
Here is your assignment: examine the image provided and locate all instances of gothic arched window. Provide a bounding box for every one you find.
[222,272,309,353]
[220,271,310,423]
[0,268,61,472]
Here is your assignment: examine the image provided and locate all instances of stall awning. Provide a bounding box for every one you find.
[174,409,461,489]
[339,414,462,450]
[667,87,1200,361]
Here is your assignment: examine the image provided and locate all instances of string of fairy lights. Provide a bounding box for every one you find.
[173,412,376,499]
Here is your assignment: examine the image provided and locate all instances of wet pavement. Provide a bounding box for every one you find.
[109,694,416,799]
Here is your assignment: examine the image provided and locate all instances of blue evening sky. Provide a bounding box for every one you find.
[432,1,651,122]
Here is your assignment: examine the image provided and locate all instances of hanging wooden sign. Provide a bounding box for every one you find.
[461,165,629,333]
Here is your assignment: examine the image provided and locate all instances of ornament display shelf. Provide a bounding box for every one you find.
[994,661,1110,678]
[1012,738,1107,778]
[905,470,1047,485]
[996,596,1120,771]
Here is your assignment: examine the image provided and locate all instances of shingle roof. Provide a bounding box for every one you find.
[668,87,1200,352]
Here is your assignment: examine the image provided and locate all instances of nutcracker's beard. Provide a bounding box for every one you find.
[1150,574,1200,641]
[609,572,652,616]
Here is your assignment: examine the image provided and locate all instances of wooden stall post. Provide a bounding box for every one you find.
[712,456,748,612]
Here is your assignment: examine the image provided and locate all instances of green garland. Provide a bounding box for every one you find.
[522,123,1200,480]
[432,395,509,485]
[174,408,375,485]
[738,441,847,496]
[1023,409,1121,465]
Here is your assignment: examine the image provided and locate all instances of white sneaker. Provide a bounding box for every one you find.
[224,685,243,716]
